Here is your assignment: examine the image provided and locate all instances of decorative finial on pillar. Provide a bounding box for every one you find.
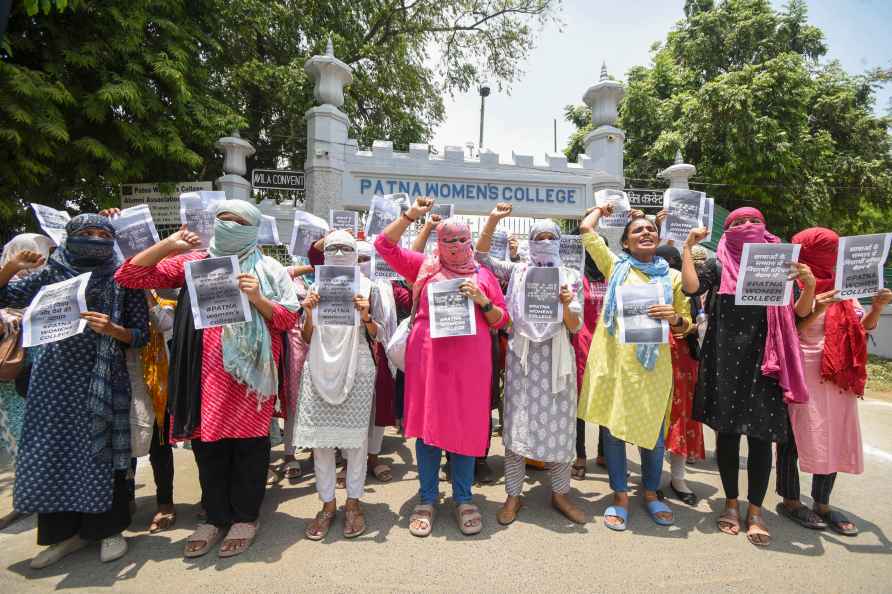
[674,148,683,165]
[600,61,608,81]
[305,37,353,107]
[325,36,334,57]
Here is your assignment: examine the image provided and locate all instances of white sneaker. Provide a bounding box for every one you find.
[100,534,127,563]
[30,535,88,569]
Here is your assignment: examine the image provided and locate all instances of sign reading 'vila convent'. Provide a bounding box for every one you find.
[251,169,305,191]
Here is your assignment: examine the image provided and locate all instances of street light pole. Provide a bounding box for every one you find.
[478,85,491,150]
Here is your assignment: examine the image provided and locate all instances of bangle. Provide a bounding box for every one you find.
[481,301,494,313]
[401,212,416,223]
[670,315,684,328]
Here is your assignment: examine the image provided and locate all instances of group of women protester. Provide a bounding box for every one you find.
[0,195,888,568]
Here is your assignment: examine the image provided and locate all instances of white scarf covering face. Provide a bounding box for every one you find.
[308,231,371,405]
[506,219,579,395]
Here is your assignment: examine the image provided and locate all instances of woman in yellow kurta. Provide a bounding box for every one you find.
[578,205,691,531]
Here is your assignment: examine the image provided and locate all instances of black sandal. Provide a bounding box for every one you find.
[815,508,858,536]
[776,502,827,530]
[670,483,698,507]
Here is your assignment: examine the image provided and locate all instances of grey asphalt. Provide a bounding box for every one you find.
[1,396,891,593]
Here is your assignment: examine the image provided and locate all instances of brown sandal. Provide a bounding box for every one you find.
[369,463,392,483]
[717,508,740,536]
[149,509,177,534]
[746,513,771,547]
[219,521,258,558]
[497,498,523,526]
[305,509,336,541]
[184,523,224,558]
[343,503,366,538]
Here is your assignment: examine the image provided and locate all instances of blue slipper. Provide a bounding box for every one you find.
[604,505,628,531]
[645,499,674,526]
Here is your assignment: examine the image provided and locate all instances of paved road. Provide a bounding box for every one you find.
[1,396,892,593]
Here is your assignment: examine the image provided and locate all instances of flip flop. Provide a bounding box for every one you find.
[604,505,628,532]
[776,502,827,530]
[644,499,674,526]
[815,508,858,536]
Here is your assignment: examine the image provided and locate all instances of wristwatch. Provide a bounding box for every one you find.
[481,301,494,313]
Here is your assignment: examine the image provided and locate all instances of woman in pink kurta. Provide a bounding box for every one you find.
[374,198,508,538]
[776,227,892,536]
[115,200,299,558]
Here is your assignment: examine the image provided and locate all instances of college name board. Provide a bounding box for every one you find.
[252,169,305,191]
[120,181,213,228]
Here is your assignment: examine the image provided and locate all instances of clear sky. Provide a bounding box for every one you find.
[430,0,892,164]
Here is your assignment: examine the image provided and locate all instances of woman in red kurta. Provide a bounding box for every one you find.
[115,200,299,559]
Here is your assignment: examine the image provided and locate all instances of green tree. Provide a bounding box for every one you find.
[1,0,558,240]
[564,0,892,237]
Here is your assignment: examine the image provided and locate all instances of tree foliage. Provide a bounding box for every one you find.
[1,0,558,239]
[564,0,892,237]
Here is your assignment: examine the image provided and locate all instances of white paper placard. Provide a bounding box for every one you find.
[314,265,360,327]
[257,215,281,245]
[184,255,253,329]
[290,210,329,257]
[428,278,476,338]
[834,233,892,299]
[179,190,225,249]
[734,243,801,306]
[661,188,706,243]
[329,209,359,234]
[30,203,71,246]
[616,282,668,344]
[110,204,161,260]
[559,235,585,276]
[595,189,631,229]
[22,272,91,347]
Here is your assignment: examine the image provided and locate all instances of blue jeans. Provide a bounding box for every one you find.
[602,424,665,493]
[416,439,475,505]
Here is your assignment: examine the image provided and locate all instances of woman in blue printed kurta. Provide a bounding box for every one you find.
[0,215,148,568]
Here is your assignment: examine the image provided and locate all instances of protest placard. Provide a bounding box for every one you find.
[661,189,706,243]
[701,197,715,242]
[524,267,561,323]
[559,235,585,277]
[424,230,438,255]
[329,209,359,234]
[184,256,253,329]
[490,230,509,261]
[735,243,801,306]
[594,189,631,229]
[372,249,401,281]
[428,278,476,338]
[835,233,892,299]
[289,210,329,257]
[616,283,668,344]
[257,215,280,245]
[30,203,70,246]
[430,203,454,221]
[314,265,360,327]
[22,273,90,347]
[179,191,225,249]
[110,204,161,260]
[365,194,403,237]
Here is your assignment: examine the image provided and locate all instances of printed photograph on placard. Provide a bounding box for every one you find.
[661,188,706,243]
[734,243,801,306]
[835,233,892,299]
[430,203,454,221]
[110,204,161,260]
[329,209,359,233]
[179,191,224,249]
[365,194,403,237]
[30,203,71,246]
[314,265,360,327]
[701,197,715,242]
[257,215,280,245]
[428,278,476,338]
[559,235,585,276]
[290,210,329,257]
[523,267,561,323]
[616,283,668,344]
[490,230,509,261]
[185,256,253,329]
[594,189,631,228]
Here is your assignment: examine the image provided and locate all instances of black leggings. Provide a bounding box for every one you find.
[574,421,606,460]
[150,424,174,505]
[716,432,773,507]
[776,435,837,506]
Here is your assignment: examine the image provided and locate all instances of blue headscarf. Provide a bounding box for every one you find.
[208,200,300,401]
[50,214,134,470]
[602,251,673,370]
